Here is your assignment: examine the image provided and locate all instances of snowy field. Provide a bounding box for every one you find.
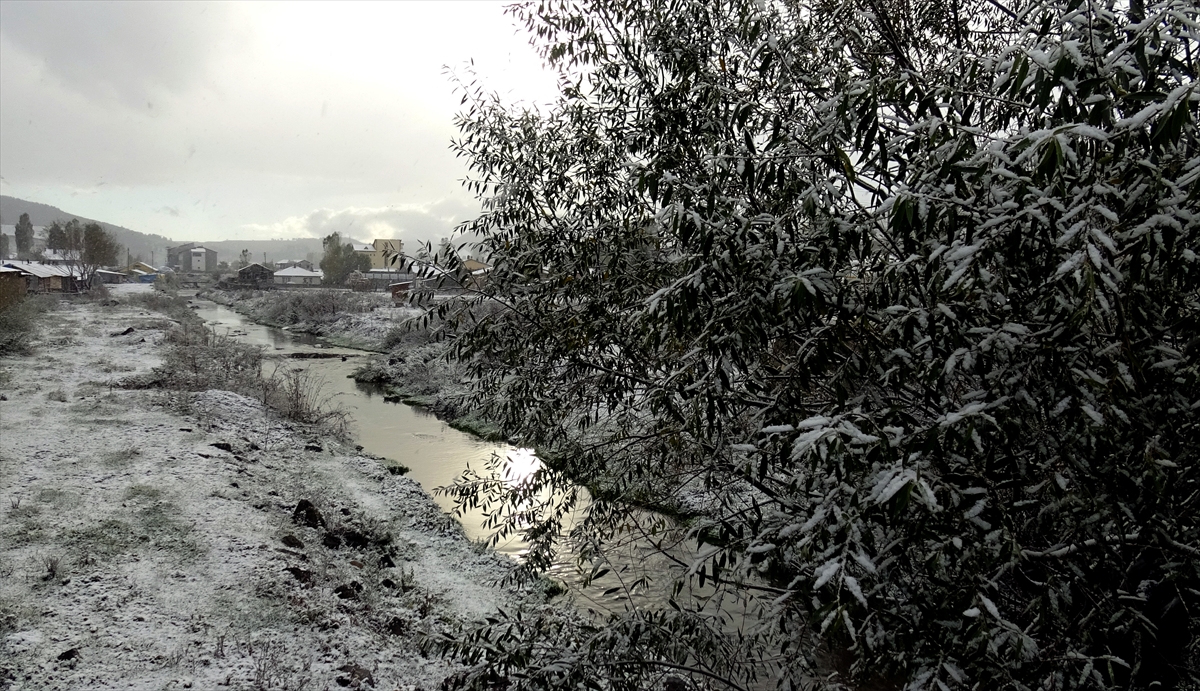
[0,291,538,689]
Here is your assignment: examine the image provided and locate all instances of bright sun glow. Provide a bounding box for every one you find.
[501,447,542,487]
[243,1,558,111]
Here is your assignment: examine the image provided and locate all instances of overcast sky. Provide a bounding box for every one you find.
[0,1,558,244]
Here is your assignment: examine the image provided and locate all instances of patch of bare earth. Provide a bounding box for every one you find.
[0,296,532,690]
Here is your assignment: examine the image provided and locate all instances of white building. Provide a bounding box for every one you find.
[273,266,323,286]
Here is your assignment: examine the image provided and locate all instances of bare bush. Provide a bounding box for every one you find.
[155,322,263,393]
[260,365,351,439]
[0,276,23,311]
[120,289,195,323]
[255,290,387,326]
[0,295,55,356]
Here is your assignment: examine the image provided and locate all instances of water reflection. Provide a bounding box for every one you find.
[190,298,563,549]
[187,297,730,616]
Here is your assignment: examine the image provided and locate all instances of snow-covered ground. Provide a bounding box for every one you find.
[200,289,409,352]
[0,288,540,690]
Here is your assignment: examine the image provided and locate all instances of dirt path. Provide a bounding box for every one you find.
[0,294,533,690]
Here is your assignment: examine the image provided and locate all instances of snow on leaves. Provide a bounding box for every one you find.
[438,0,1200,688]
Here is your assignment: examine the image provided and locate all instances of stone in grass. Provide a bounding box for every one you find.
[341,529,370,550]
[335,662,374,687]
[281,534,305,550]
[284,567,314,586]
[384,617,408,636]
[292,499,325,529]
[57,648,80,661]
[304,442,323,452]
[333,582,363,600]
[323,532,342,549]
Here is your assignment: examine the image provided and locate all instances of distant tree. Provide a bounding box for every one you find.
[79,223,120,285]
[238,249,251,269]
[0,233,9,260]
[320,232,345,284]
[62,219,83,258]
[413,243,432,263]
[319,232,370,285]
[46,221,67,251]
[14,213,34,258]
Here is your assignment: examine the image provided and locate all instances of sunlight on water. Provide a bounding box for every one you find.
[500,447,540,487]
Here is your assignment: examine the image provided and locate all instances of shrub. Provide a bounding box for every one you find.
[120,289,195,323]
[256,290,386,326]
[433,0,1200,689]
[259,365,351,438]
[0,296,55,356]
[153,321,264,393]
[0,277,23,312]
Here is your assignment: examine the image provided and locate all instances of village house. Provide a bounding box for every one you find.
[2,260,88,293]
[275,259,313,271]
[387,260,491,304]
[94,269,127,284]
[124,261,157,274]
[349,241,375,265]
[368,239,404,270]
[462,258,490,273]
[273,266,323,286]
[120,261,159,283]
[40,249,81,265]
[0,266,25,307]
[237,262,274,286]
[167,243,218,272]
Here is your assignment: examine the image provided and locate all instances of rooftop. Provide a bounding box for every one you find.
[2,260,86,278]
[274,266,323,277]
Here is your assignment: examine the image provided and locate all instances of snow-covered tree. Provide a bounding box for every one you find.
[432,0,1199,688]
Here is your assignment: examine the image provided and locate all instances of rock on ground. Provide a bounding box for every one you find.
[0,293,534,690]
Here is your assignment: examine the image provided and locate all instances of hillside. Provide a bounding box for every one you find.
[0,196,322,267]
[190,239,324,266]
[1,195,174,264]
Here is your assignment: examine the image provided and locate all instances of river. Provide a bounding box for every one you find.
[188,297,701,616]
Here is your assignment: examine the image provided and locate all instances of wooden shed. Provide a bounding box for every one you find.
[237,263,274,286]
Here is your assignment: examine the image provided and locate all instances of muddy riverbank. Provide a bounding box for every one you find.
[185,291,761,621]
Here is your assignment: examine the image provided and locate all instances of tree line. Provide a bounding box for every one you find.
[10,212,120,280]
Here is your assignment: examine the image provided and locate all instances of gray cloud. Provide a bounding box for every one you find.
[244,199,478,246]
[0,1,237,109]
[0,2,556,243]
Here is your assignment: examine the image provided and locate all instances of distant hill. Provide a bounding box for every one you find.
[1,195,175,264]
[0,195,322,267]
[197,239,324,267]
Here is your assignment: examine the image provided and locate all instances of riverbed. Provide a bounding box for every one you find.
[189,296,690,614]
